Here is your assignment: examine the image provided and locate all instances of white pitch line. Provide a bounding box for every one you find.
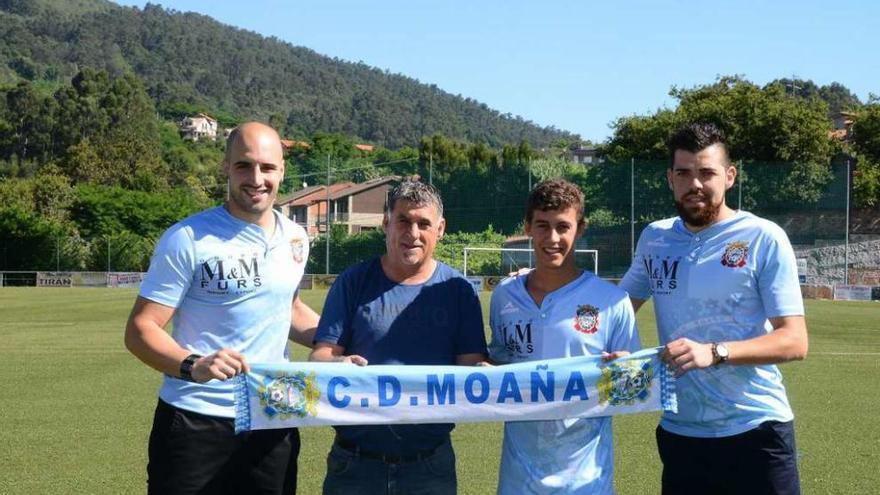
[808,352,880,356]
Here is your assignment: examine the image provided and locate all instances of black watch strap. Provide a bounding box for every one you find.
[179,354,202,382]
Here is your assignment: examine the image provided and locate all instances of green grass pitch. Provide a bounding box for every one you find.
[0,288,877,494]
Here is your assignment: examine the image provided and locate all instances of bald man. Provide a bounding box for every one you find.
[126,122,319,494]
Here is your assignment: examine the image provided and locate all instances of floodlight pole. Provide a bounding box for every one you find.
[325,153,331,275]
[630,158,635,258]
[528,159,533,268]
[844,159,851,285]
[737,161,743,209]
[429,152,433,186]
[107,236,111,273]
[56,238,60,271]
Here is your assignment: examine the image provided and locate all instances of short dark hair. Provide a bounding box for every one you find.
[525,179,585,224]
[667,122,730,167]
[385,180,444,218]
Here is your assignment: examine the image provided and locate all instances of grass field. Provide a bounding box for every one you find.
[0,288,877,494]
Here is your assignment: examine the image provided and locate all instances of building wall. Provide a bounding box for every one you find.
[351,185,389,215]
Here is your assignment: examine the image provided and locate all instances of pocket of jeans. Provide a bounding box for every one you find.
[423,447,455,478]
[326,449,352,476]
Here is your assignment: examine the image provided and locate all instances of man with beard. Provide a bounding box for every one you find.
[620,122,808,495]
[126,122,319,494]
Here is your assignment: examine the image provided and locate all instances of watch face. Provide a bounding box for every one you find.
[717,344,729,359]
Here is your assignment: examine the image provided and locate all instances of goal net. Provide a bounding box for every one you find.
[462,247,599,277]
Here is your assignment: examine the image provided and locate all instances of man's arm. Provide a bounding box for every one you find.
[629,297,646,313]
[456,353,487,366]
[289,295,319,349]
[663,315,808,376]
[309,342,368,365]
[124,296,249,383]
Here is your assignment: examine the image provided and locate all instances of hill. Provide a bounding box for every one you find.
[0,0,576,148]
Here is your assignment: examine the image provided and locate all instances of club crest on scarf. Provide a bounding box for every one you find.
[597,359,653,406]
[573,304,600,334]
[721,241,749,268]
[258,371,320,419]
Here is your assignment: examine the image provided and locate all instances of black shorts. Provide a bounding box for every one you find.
[147,399,300,495]
[656,421,801,495]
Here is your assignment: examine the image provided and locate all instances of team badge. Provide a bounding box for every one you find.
[258,371,320,420]
[290,237,305,264]
[573,304,600,334]
[720,241,749,268]
[597,359,653,406]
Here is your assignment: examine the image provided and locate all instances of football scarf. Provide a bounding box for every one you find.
[234,347,676,433]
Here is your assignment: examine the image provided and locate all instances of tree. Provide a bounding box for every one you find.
[601,76,836,211]
[849,104,880,207]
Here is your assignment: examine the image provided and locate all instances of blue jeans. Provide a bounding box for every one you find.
[322,439,457,495]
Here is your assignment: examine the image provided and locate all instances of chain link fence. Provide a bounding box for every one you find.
[3,158,878,287]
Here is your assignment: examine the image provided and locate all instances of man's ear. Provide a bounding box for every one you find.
[725,164,738,191]
[576,218,587,238]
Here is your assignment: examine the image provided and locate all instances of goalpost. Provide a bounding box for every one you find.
[463,247,599,277]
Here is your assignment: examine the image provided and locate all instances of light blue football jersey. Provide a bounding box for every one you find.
[139,206,309,418]
[489,271,640,495]
[620,211,804,438]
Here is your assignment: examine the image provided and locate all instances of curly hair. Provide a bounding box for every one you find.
[525,179,585,224]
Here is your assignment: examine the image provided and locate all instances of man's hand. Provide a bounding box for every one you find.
[310,342,367,366]
[601,350,631,362]
[339,355,368,366]
[191,349,250,383]
[662,338,714,377]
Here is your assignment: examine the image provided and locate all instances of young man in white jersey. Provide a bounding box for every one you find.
[125,122,320,494]
[489,179,640,495]
[619,122,808,495]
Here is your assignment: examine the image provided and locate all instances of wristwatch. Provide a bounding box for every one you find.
[179,354,202,382]
[711,343,730,366]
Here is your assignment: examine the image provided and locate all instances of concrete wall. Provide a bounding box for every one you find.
[795,239,880,286]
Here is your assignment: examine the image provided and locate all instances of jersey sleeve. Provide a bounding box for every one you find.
[606,292,641,353]
[619,228,651,301]
[138,224,195,308]
[757,226,805,318]
[314,271,354,348]
[454,277,488,356]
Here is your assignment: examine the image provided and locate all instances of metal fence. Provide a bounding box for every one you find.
[2,158,877,286]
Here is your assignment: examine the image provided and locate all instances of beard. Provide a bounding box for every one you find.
[674,193,721,227]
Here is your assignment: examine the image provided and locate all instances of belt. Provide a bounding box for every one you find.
[333,437,443,464]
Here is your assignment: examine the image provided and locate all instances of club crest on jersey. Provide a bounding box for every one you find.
[290,237,305,264]
[721,241,749,268]
[574,304,600,334]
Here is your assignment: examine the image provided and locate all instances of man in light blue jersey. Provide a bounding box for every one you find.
[125,122,320,494]
[489,179,640,495]
[620,122,808,495]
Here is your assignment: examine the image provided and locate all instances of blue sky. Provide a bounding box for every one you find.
[114,1,878,143]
